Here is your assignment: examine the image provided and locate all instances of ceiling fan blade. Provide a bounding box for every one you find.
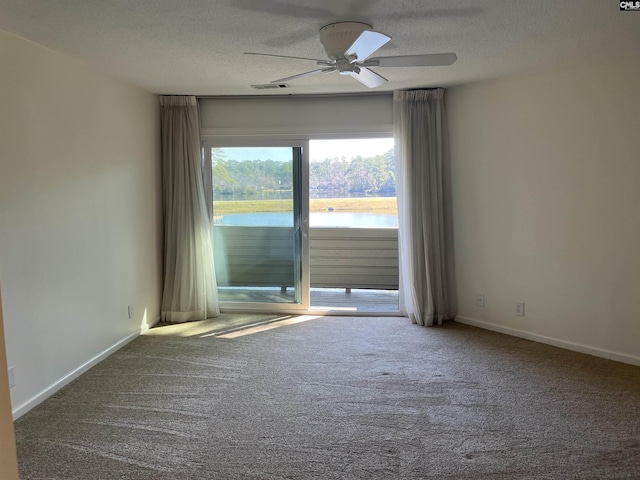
[271,67,336,84]
[362,53,457,68]
[347,67,387,88]
[245,52,334,65]
[344,30,391,62]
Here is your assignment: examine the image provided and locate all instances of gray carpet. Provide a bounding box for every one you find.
[15,316,640,479]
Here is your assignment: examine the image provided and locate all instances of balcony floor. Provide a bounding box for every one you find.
[218,287,399,313]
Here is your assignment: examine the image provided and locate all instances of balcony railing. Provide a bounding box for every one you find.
[213,226,399,290]
[309,227,398,289]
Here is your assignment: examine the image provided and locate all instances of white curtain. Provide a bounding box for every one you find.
[160,96,219,322]
[394,89,457,326]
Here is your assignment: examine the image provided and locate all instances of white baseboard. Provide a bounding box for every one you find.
[12,326,147,420]
[455,316,640,367]
[142,315,161,332]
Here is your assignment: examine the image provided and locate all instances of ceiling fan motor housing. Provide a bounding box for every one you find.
[319,22,371,60]
[334,58,359,75]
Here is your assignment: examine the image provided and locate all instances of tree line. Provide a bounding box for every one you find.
[212,148,395,196]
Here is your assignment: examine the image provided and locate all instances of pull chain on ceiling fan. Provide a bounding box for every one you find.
[246,21,457,88]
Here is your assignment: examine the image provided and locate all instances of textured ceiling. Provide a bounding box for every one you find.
[0,0,639,96]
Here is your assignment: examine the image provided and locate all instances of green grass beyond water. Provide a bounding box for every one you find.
[213,197,397,215]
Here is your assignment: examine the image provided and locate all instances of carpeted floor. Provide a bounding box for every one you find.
[14,316,640,479]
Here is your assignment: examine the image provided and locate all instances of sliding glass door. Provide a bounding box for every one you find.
[205,141,309,312]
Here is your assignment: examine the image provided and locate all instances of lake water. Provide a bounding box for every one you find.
[215,212,398,228]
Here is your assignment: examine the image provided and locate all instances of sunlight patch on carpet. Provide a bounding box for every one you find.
[215,315,324,338]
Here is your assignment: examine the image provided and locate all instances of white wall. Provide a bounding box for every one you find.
[447,57,640,364]
[0,31,163,416]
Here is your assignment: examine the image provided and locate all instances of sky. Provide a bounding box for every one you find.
[219,138,394,162]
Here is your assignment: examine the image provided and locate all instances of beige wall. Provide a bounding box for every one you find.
[447,57,640,363]
[0,31,163,416]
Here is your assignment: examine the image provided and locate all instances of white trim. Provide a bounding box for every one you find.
[12,327,146,420]
[142,315,161,333]
[455,316,640,367]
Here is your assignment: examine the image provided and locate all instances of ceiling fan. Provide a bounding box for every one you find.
[245,21,457,88]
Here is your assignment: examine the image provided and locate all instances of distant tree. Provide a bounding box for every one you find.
[345,154,391,194]
[212,149,235,194]
[380,149,396,193]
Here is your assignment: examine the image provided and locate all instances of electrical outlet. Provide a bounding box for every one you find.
[475,294,485,307]
[128,305,134,319]
[516,302,525,316]
[8,367,15,388]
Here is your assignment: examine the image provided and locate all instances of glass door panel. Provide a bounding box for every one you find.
[308,138,399,313]
[210,145,307,309]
